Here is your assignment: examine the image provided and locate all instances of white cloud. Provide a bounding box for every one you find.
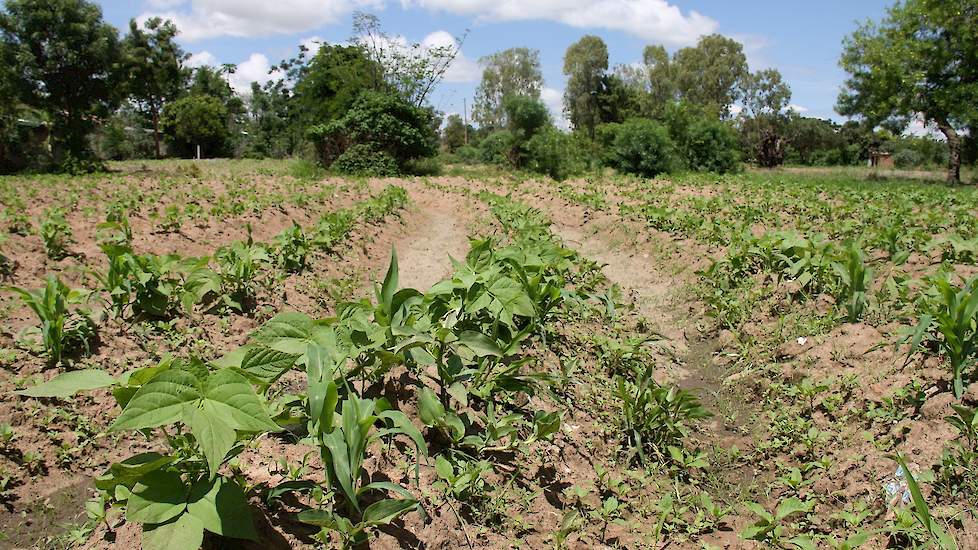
[300,36,324,54]
[787,104,808,114]
[138,0,383,41]
[146,0,188,8]
[141,0,716,46]
[228,53,281,93]
[540,87,569,129]
[421,31,480,83]
[186,50,280,93]
[405,0,717,46]
[186,50,217,68]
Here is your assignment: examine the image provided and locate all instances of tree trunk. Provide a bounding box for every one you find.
[153,107,161,160]
[934,117,961,185]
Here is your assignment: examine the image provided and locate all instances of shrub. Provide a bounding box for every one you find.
[606,119,677,178]
[479,130,515,165]
[893,149,923,168]
[525,126,583,181]
[503,96,550,168]
[404,156,442,176]
[454,145,481,164]
[686,120,740,174]
[307,91,437,173]
[332,144,399,177]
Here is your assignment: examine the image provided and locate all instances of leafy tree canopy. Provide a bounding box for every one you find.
[473,47,543,129]
[0,0,123,163]
[837,0,978,183]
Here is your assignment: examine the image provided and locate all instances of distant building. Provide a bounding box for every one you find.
[868,149,894,169]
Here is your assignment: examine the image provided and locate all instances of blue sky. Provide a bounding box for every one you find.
[95,0,896,125]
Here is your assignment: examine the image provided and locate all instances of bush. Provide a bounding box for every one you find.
[404,156,442,176]
[606,119,677,178]
[307,91,437,173]
[503,96,550,168]
[479,130,515,165]
[686,120,740,174]
[892,149,922,168]
[332,144,399,177]
[525,127,583,181]
[454,145,482,164]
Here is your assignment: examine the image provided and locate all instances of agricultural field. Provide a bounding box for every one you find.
[0,160,977,550]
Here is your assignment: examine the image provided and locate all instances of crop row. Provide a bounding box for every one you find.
[6,185,409,367]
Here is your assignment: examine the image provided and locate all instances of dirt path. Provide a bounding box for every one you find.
[529,193,700,367]
[393,188,474,292]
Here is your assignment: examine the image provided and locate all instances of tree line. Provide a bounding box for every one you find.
[1,0,974,182]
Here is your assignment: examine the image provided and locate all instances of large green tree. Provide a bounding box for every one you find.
[441,113,468,152]
[563,35,609,139]
[0,0,122,163]
[838,0,978,183]
[245,81,295,158]
[473,47,543,129]
[740,69,791,119]
[161,94,231,158]
[642,45,677,116]
[293,44,380,126]
[738,68,792,167]
[122,17,188,159]
[672,34,748,118]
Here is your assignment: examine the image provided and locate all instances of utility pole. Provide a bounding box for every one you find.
[463,98,468,145]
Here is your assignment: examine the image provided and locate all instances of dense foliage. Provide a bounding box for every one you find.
[605,119,677,178]
[160,95,232,159]
[307,91,437,175]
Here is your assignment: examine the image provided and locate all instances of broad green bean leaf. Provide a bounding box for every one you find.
[392,288,422,318]
[458,331,503,357]
[434,455,453,481]
[447,382,468,408]
[96,452,175,491]
[743,502,774,523]
[775,497,814,520]
[488,277,536,318]
[209,346,248,370]
[16,369,115,398]
[202,369,280,433]
[237,346,300,384]
[111,370,201,432]
[787,536,818,550]
[408,346,436,366]
[417,387,445,427]
[186,476,257,540]
[361,498,418,526]
[183,403,236,478]
[445,411,465,441]
[250,312,317,354]
[126,470,188,525]
[142,512,204,550]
